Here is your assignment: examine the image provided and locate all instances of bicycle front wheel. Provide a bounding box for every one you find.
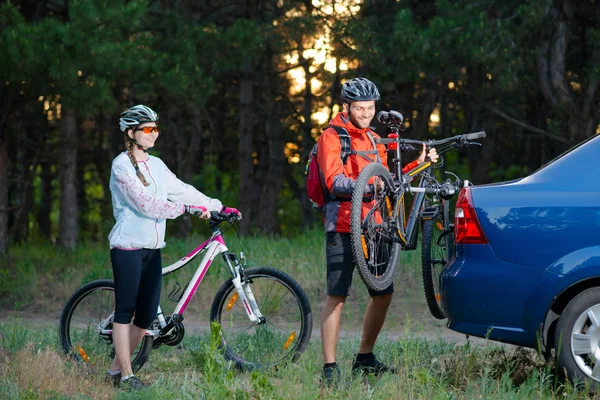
[210,266,312,370]
[421,210,452,319]
[350,162,402,292]
[59,280,153,373]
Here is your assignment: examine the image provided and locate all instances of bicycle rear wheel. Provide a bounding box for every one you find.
[421,208,452,319]
[59,280,153,374]
[350,162,402,292]
[210,266,312,370]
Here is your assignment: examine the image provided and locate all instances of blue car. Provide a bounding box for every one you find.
[441,134,600,384]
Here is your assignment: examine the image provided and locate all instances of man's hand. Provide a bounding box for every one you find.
[185,205,210,220]
[374,177,385,196]
[417,144,439,163]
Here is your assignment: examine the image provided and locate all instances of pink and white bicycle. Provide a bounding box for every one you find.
[59,211,312,372]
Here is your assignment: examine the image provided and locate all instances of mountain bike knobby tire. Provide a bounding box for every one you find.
[210,266,312,370]
[350,162,401,292]
[59,279,153,373]
[421,215,449,319]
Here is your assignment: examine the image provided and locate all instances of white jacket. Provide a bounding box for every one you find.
[108,152,222,249]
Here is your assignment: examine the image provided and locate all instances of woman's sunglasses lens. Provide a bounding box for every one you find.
[141,126,158,134]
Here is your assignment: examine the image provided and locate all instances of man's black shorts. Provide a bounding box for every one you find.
[325,231,394,297]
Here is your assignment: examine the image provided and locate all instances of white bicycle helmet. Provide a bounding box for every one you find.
[119,104,159,132]
[341,77,381,103]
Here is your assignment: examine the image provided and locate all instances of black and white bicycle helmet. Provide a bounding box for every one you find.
[341,77,381,103]
[119,104,159,132]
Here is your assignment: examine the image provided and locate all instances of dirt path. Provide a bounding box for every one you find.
[1,308,506,349]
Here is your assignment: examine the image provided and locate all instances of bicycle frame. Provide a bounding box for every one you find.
[378,130,481,252]
[98,221,264,338]
[402,165,435,250]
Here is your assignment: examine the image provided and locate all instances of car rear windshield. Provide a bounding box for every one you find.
[532,134,600,175]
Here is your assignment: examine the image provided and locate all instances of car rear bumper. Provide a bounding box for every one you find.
[441,244,545,348]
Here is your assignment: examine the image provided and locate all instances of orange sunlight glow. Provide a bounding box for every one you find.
[429,105,440,129]
[312,0,361,16]
[283,0,363,163]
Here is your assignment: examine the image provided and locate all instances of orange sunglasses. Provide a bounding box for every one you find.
[136,125,159,134]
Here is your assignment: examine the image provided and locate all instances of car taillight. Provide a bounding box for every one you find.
[454,187,488,244]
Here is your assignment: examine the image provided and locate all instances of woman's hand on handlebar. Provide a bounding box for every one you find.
[185,205,211,220]
[221,206,243,220]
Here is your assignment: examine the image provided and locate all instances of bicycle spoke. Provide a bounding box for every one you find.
[60,281,152,373]
[213,268,309,369]
[264,293,296,318]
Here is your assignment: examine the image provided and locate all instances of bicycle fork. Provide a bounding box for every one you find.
[223,252,266,324]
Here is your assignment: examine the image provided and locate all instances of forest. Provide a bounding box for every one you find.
[0,0,598,254]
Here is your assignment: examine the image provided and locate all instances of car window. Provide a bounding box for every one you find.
[531,134,600,175]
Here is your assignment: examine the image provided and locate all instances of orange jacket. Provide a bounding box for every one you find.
[316,112,389,233]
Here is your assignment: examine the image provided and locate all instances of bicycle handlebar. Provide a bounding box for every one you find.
[463,131,486,140]
[376,131,486,147]
[210,211,242,223]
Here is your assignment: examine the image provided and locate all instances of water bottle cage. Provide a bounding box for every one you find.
[168,282,184,303]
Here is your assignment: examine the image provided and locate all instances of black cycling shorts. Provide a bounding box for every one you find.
[110,248,162,329]
[325,232,394,297]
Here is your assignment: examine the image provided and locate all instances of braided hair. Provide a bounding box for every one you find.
[125,136,150,186]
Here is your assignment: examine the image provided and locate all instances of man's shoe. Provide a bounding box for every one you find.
[322,365,341,388]
[352,354,397,376]
[119,375,147,390]
[104,372,121,387]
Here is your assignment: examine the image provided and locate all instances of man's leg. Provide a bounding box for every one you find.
[321,295,347,363]
[352,292,396,376]
[321,231,353,386]
[358,293,393,353]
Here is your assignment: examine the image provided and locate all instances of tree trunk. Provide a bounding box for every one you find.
[256,100,284,233]
[537,0,598,145]
[0,138,9,254]
[11,158,33,243]
[58,109,79,250]
[177,106,204,238]
[38,160,52,239]
[238,64,257,235]
[466,109,492,184]
[412,80,438,140]
[298,53,317,227]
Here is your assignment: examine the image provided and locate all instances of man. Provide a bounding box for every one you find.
[317,77,438,386]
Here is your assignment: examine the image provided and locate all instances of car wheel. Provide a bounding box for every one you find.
[555,287,600,385]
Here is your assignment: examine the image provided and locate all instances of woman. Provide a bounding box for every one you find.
[107,104,240,389]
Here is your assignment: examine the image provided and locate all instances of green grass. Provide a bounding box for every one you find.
[0,320,595,399]
[1,228,597,398]
[0,227,426,331]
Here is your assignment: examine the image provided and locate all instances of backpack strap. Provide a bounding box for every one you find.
[324,125,380,164]
[325,125,352,164]
[364,130,381,163]
[319,125,381,205]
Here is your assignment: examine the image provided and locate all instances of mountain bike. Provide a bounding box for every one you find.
[59,211,313,373]
[350,110,485,310]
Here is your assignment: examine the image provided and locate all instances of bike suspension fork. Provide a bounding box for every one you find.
[222,252,265,323]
